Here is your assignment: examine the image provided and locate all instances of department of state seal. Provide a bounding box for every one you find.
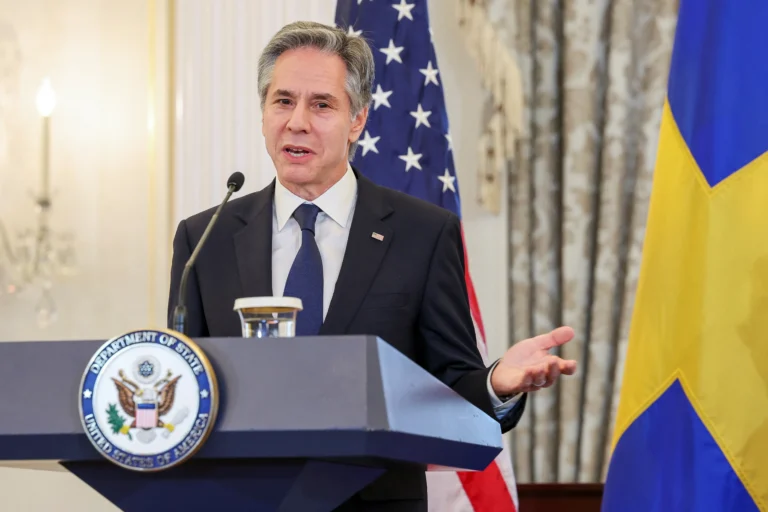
[78,329,219,471]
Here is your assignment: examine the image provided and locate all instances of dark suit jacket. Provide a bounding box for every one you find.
[167,170,527,505]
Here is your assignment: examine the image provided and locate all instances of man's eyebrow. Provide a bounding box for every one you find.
[271,89,340,103]
[272,89,297,98]
[310,92,340,103]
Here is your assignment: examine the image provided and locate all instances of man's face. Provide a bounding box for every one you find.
[262,47,367,196]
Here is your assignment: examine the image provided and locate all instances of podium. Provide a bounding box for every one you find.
[0,335,503,511]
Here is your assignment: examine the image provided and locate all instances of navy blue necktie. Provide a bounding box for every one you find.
[283,204,323,336]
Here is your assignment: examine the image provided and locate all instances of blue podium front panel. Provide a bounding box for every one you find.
[0,335,502,470]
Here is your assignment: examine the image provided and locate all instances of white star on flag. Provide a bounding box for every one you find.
[83,389,92,399]
[392,0,416,21]
[438,169,456,193]
[445,133,453,151]
[419,61,439,86]
[410,104,432,128]
[358,130,381,156]
[399,147,423,171]
[371,84,393,110]
[380,39,404,64]
[347,26,362,37]
[200,389,209,399]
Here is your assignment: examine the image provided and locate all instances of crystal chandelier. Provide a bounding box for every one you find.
[0,78,76,327]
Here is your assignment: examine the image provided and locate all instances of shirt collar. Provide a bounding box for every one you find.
[274,164,357,231]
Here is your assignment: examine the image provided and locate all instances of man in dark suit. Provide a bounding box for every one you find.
[168,21,576,512]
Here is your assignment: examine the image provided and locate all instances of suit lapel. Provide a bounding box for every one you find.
[233,181,275,298]
[320,175,394,335]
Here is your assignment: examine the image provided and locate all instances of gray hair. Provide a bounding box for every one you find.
[258,21,375,161]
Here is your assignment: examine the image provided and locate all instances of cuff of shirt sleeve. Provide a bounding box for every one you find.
[487,360,521,414]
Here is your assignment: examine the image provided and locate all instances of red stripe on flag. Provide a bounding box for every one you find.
[460,228,487,348]
[459,462,518,512]
[458,225,517,512]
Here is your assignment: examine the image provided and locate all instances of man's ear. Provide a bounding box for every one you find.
[349,106,369,143]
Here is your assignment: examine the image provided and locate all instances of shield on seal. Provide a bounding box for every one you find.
[136,402,158,429]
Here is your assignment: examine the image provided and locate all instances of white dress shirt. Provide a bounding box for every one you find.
[271,165,520,418]
[272,165,357,318]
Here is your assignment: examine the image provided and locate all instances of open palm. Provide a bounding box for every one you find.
[490,326,578,396]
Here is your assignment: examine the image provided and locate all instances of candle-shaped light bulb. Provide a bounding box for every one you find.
[36,77,55,204]
[36,78,57,118]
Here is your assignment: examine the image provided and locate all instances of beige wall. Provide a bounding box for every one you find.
[0,0,171,343]
[0,0,168,509]
[0,0,507,509]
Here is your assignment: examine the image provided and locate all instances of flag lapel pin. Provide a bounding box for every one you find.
[371,232,384,241]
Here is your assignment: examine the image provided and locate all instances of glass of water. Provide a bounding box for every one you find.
[233,297,303,338]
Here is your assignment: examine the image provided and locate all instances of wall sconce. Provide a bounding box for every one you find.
[0,77,76,327]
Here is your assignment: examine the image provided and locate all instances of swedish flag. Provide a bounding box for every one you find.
[603,2,768,510]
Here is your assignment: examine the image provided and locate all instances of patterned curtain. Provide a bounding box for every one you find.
[457,0,680,482]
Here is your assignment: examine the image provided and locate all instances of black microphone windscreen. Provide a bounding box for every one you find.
[227,172,245,192]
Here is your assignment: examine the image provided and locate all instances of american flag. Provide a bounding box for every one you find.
[334,1,519,511]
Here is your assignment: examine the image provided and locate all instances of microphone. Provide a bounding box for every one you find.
[172,172,245,334]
